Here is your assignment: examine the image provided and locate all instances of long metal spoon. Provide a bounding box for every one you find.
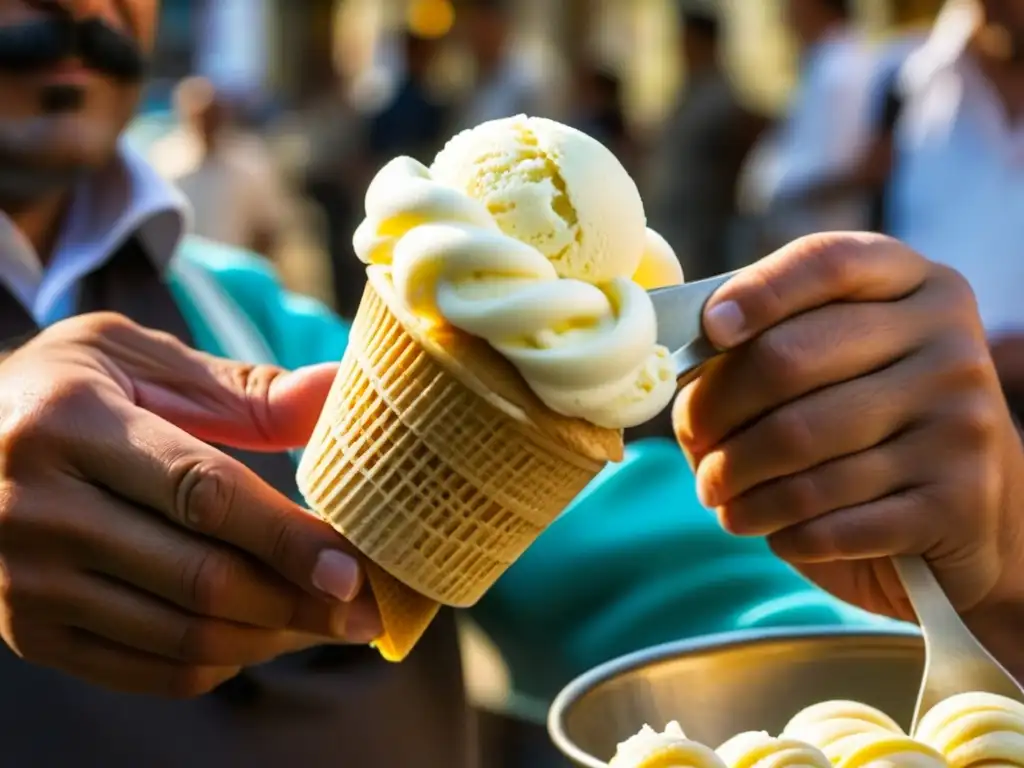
[892,555,1024,733]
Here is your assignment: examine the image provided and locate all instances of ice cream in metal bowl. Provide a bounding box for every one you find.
[548,626,926,768]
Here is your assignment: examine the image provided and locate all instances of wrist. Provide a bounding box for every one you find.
[965,442,1024,683]
[964,588,1024,684]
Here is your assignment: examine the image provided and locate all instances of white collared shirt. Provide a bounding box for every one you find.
[742,28,877,238]
[0,141,188,327]
[889,0,1024,334]
[148,128,288,252]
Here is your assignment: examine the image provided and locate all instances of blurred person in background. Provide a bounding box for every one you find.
[293,59,372,320]
[645,1,767,284]
[879,0,1024,408]
[568,61,635,172]
[859,0,947,233]
[149,76,290,259]
[368,29,450,166]
[452,0,543,128]
[741,0,876,248]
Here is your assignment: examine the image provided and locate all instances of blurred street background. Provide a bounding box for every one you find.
[134,0,933,315]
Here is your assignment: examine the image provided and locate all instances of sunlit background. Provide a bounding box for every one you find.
[148,0,939,123]
[136,0,947,311]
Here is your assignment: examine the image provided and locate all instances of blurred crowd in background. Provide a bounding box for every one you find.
[135,0,972,318]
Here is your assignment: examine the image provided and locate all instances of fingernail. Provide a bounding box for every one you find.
[312,551,362,602]
[345,607,384,644]
[705,300,747,348]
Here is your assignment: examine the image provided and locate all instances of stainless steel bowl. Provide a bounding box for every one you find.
[548,626,924,767]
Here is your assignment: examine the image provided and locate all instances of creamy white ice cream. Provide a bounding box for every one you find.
[783,701,947,768]
[610,721,728,768]
[717,730,833,768]
[915,692,1024,768]
[352,116,683,429]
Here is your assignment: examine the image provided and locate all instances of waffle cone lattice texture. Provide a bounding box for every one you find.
[297,271,617,661]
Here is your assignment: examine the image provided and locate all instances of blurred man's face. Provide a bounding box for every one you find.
[0,0,156,205]
[979,0,1024,58]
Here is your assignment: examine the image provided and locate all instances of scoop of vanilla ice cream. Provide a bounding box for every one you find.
[717,731,832,768]
[916,692,1024,768]
[611,722,728,768]
[430,115,648,284]
[783,701,946,768]
[352,119,683,430]
[634,228,685,290]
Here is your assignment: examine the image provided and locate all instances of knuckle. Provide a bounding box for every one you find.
[716,504,756,536]
[765,406,815,462]
[810,237,860,292]
[779,472,824,522]
[933,265,978,310]
[172,457,238,533]
[0,378,100,467]
[78,311,136,333]
[751,326,811,390]
[181,549,235,617]
[945,334,995,390]
[952,394,1002,447]
[769,519,837,561]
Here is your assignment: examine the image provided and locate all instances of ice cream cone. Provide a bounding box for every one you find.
[297,266,623,660]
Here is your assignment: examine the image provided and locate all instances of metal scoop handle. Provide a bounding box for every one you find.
[648,270,740,386]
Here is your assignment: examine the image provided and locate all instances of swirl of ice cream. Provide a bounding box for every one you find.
[915,692,1024,768]
[610,721,729,768]
[717,731,833,768]
[352,120,684,429]
[783,701,947,768]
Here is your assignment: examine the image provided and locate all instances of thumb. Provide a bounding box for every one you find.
[134,358,340,451]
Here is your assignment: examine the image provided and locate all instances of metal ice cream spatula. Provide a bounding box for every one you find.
[892,555,1024,734]
[647,269,740,386]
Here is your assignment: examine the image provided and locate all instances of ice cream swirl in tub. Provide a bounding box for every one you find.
[352,116,683,430]
[717,731,833,768]
[783,701,947,768]
[915,692,1024,768]
[610,722,728,768]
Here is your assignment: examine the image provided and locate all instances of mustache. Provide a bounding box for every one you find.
[0,15,147,80]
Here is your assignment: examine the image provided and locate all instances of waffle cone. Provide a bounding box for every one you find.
[297,267,623,660]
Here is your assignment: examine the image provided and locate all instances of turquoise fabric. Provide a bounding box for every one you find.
[167,237,350,367]
[472,439,898,705]
[163,236,902,710]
